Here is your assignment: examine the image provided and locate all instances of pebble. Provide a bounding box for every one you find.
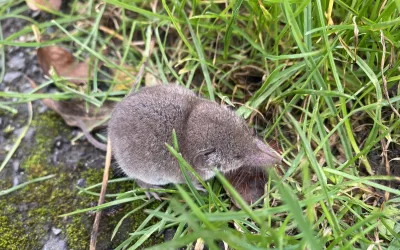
[76,178,86,188]
[54,136,64,149]
[18,204,28,212]
[8,53,26,69]
[12,127,24,137]
[42,236,67,250]
[4,144,12,151]
[12,160,20,172]
[38,102,48,113]
[13,176,20,186]
[51,227,62,236]
[3,71,22,83]
[25,127,36,141]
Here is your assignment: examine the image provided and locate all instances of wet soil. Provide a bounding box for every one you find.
[368,142,400,191]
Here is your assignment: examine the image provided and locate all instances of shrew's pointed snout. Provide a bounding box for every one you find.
[254,138,282,166]
[262,145,282,165]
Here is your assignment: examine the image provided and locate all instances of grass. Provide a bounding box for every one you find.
[1,0,400,249]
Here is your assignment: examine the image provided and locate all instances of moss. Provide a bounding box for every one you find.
[66,217,89,250]
[0,215,29,249]
[0,112,74,249]
[0,205,28,249]
[1,111,164,250]
[79,168,165,249]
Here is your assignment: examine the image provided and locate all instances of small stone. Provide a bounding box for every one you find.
[76,178,86,188]
[18,204,28,212]
[3,71,22,83]
[13,127,24,137]
[13,176,19,186]
[52,154,59,165]
[12,160,20,172]
[28,64,40,74]
[43,236,67,250]
[20,82,33,93]
[51,227,62,236]
[8,54,25,69]
[4,144,12,151]
[25,127,36,141]
[38,103,48,113]
[46,26,56,34]
[31,10,41,18]
[55,140,63,149]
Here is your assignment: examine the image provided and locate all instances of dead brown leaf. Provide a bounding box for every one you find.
[37,46,94,86]
[42,98,116,131]
[224,166,268,208]
[29,79,115,131]
[26,0,61,11]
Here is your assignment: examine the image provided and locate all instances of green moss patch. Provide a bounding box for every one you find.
[0,112,163,249]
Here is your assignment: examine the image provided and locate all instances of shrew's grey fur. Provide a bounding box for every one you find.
[108,84,281,192]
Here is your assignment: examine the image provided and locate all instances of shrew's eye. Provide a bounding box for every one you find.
[204,148,216,156]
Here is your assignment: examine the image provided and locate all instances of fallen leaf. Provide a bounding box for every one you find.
[42,98,116,131]
[26,0,61,11]
[224,166,268,207]
[29,79,115,131]
[37,46,94,86]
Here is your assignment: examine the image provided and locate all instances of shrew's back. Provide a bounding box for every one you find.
[108,85,196,184]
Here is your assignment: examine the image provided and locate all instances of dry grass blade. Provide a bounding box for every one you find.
[380,138,391,201]
[194,238,205,250]
[379,30,398,202]
[90,137,112,250]
[98,25,144,54]
[353,16,359,62]
[380,30,400,119]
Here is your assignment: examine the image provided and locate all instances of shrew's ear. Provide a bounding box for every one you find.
[193,147,216,169]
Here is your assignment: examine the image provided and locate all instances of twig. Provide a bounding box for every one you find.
[380,30,400,119]
[89,136,112,250]
[378,0,388,16]
[129,59,148,95]
[380,138,390,201]
[379,30,398,202]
